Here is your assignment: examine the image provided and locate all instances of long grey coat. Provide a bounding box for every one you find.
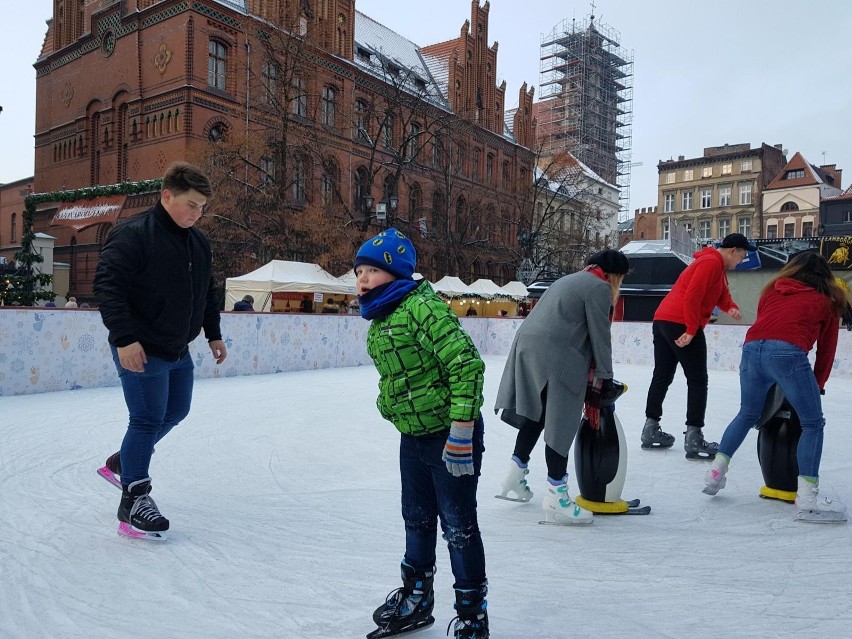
[494,270,615,457]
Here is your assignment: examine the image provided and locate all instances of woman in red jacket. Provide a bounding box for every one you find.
[703,251,847,523]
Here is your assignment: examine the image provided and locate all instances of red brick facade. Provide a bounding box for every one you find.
[26,0,535,301]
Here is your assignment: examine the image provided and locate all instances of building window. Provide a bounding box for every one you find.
[472,149,481,182]
[739,183,752,205]
[721,163,732,175]
[663,193,674,213]
[683,169,694,181]
[502,160,510,187]
[785,169,805,180]
[408,182,422,215]
[784,222,795,238]
[718,218,730,238]
[698,219,711,240]
[486,153,494,185]
[208,40,227,90]
[261,63,277,105]
[682,191,693,211]
[845,211,852,223]
[700,188,711,209]
[260,156,275,185]
[321,160,338,208]
[291,77,307,118]
[802,221,813,236]
[11,213,16,242]
[738,216,751,237]
[664,172,675,184]
[780,201,799,212]
[354,99,369,143]
[662,219,670,240]
[321,86,336,127]
[292,154,307,203]
[719,185,731,207]
[767,224,778,239]
[407,123,421,160]
[702,166,712,178]
[741,160,752,172]
[381,114,394,148]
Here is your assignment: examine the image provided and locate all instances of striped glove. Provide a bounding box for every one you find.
[442,422,475,477]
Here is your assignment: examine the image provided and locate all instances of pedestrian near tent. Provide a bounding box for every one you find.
[354,228,489,639]
[64,296,78,308]
[703,252,847,522]
[233,295,254,311]
[494,249,630,525]
[641,233,753,459]
[93,161,227,540]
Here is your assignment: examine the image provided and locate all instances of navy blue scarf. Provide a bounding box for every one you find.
[359,279,420,321]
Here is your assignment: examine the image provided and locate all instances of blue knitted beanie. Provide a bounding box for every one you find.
[353,228,417,280]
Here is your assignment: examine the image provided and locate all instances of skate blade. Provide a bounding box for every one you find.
[494,494,533,503]
[538,518,593,526]
[685,452,716,461]
[117,521,168,541]
[795,512,848,524]
[366,616,435,638]
[640,442,674,449]
[97,466,122,489]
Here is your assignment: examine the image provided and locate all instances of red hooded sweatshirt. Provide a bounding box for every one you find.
[654,247,737,335]
[745,278,839,389]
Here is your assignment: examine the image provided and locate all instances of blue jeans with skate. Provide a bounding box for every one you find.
[718,340,825,477]
[399,415,486,591]
[111,347,195,485]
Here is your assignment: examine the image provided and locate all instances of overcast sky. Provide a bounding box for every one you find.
[3,0,851,214]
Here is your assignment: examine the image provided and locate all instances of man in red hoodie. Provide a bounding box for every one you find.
[641,233,755,459]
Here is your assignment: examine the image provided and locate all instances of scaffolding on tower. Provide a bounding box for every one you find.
[539,14,634,220]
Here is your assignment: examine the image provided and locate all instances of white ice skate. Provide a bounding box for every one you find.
[540,483,593,525]
[495,460,533,502]
[795,477,847,523]
[702,456,729,495]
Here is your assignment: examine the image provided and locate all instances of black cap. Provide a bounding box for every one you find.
[586,249,631,274]
[720,233,757,252]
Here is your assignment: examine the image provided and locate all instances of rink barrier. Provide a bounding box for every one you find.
[1,308,850,396]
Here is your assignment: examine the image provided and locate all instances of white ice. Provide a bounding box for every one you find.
[2,356,850,639]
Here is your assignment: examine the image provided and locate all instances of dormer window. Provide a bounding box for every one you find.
[785,169,805,180]
[357,47,372,63]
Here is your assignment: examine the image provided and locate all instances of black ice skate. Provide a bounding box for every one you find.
[684,426,718,460]
[97,451,122,488]
[117,478,169,540]
[640,418,675,449]
[367,562,435,638]
[447,585,489,639]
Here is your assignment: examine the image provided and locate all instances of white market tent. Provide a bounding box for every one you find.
[225,260,351,311]
[499,280,530,300]
[431,275,473,298]
[467,278,510,299]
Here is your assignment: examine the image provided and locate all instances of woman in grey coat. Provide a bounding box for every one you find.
[494,249,630,524]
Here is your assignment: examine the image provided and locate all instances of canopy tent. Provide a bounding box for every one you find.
[499,280,530,300]
[431,276,473,298]
[467,278,512,299]
[225,260,351,312]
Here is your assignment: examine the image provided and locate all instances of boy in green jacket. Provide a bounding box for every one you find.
[355,229,489,639]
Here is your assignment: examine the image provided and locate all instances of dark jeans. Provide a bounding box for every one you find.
[400,415,486,590]
[111,347,195,485]
[645,320,708,428]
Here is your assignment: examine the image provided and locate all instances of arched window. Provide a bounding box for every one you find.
[354,99,369,143]
[780,201,799,212]
[354,166,370,211]
[11,213,17,242]
[291,77,307,118]
[292,153,307,204]
[321,159,339,208]
[432,189,444,231]
[455,196,466,232]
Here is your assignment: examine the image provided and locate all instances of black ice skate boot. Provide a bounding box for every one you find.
[367,562,435,638]
[117,478,169,540]
[684,426,718,460]
[97,451,122,488]
[640,418,675,449]
[447,584,489,639]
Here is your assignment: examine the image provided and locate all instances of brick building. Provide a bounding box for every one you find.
[25,0,535,302]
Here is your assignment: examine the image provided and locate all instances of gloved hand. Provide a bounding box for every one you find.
[820,388,826,396]
[442,422,475,477]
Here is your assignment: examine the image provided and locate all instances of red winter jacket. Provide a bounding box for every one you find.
[745,278,839,389]
[654,248,737,335]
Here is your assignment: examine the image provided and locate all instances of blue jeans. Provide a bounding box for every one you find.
[718,340,825,477]
[111,347,195,485]
[399,416,486,590]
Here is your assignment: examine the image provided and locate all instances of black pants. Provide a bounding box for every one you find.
[501,386,570,482]
[644,320,708,428]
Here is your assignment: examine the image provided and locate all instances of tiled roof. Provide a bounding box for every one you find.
[823,183,852,201]
[766,151,825,190]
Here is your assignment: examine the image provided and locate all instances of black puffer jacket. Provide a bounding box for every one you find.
[94,201,222,361]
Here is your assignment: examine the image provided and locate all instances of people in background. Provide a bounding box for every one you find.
[300,294,314,313]
[465,306,478,316]
[640,233,753,459]
[233,295,255,311]
[64,296,78,308]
